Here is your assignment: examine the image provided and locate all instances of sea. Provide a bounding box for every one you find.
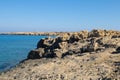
[0,35,48,72]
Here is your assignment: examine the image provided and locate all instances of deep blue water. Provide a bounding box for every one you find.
[0,35,47,72]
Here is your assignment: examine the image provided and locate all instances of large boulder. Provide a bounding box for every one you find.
[49,40,68,50]
[57,33,70,42]
[27,48,56,59]
[78,30,88,39]
[69,33,81,43]
[53,49,68,58]
[89,30,105,37]
[81,38,99,53]
[27,48,45,59]
[57,42,68,49]
[37,37,55,48]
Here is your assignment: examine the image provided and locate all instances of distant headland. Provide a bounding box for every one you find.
[0,29,120,36]
[0,32,60,36]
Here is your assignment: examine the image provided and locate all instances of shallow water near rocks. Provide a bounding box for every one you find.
[0,35,48,72]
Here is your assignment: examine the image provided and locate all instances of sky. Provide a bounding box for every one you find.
[0,0,120,32]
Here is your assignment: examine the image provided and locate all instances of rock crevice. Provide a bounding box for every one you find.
[27,29,120,59]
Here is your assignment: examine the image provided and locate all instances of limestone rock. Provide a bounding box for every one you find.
[69,33,81,43]
[1,29,120,80]
[81,38,99,53]
[89,29,105,37]
[37,37,55,48]
[27,48,45,59]
[28,29,120,59]
[89,29,120,37]
[54,49,67,58]
[57,33,70,42]
[58,42,68,49]
[78,30,88,39]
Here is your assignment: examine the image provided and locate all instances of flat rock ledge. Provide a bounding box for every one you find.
[0,29,120,80]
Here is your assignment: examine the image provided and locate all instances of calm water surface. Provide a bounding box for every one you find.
[0,35,47,72]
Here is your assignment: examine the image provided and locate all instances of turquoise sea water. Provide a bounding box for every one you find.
[0,35,47,72]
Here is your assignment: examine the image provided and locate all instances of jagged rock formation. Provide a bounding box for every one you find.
[0,29,120,80]
[27,29,120,59]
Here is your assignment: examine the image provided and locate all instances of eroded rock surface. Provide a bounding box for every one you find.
[27,29,120,59]
[0,29,120,80]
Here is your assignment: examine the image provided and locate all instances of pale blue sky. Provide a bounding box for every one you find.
[0,0,120,32]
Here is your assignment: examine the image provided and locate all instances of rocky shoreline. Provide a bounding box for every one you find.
[0,32,66,36]
[0,29,120,80]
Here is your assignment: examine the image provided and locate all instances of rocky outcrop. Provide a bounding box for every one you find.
[27,29,120,59]
[0,29,120,80]
[1,48,120,80]
[89,29,120,37]
[28,48,45,59]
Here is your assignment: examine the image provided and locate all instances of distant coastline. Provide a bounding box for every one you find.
[0,32,60,36]
[0,29,120,36]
